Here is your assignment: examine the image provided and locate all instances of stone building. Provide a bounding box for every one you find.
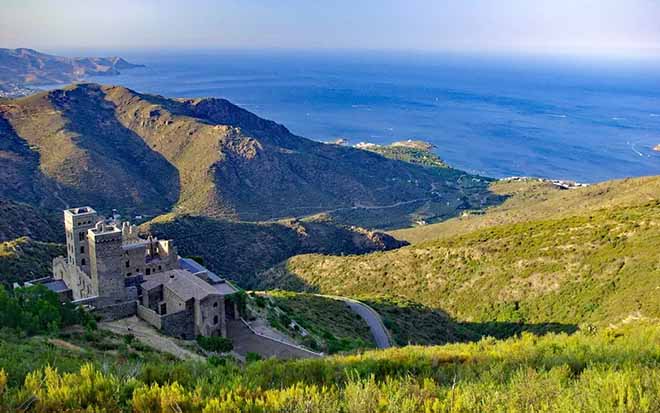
[48,206,238,338]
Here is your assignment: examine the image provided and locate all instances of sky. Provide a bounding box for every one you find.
[2,0,659,56]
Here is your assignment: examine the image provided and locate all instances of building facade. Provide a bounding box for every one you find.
[49,206,238,338]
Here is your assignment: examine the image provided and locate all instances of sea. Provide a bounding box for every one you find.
[81,49,660,183]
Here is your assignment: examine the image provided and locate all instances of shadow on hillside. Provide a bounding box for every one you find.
[328,295,578,347]
[47,84,180,216]
[459,320,578,340]
[144,215,402,290]
[130,88,511,229]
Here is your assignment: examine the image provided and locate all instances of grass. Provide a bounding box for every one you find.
[0,327,176,388]
[1,321,658,412]
[259,201,660,329]
[258,290,375,353]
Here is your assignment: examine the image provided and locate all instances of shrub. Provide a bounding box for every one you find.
[246,352,262,363]
[197,336,233,353]
[255,295,267,308]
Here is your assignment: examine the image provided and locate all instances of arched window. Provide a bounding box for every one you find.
[81,258,86,266]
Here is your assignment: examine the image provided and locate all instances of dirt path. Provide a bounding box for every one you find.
[100,316,203,361]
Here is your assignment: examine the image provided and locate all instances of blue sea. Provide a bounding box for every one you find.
[83,50,660,183]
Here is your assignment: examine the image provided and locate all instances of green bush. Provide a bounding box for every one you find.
[0,285,92,335]
[196,336,233,353]
[245,352,262,363]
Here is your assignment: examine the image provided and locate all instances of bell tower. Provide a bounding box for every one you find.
[88,221,127,304]
[63,207,97,274]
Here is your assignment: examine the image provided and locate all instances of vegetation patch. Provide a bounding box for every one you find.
[260,202,660,328]
[250,290,375,353]
[197,336,234,354]
[0,237,64,287]
[0,322,658,412]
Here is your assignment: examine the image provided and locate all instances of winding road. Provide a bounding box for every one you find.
[316,294,393,349]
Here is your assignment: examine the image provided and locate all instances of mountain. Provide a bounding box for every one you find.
[0,83,499,227]
[258,176,660,328]
[0,48,143,96]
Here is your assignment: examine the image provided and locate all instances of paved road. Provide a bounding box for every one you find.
[316,295,392,349]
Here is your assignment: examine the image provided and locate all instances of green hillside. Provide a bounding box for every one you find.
[392,176,660,243]
[0,237,64,287]
[251,290,376,353]
[260,198,660,328]
[1,321,658,412]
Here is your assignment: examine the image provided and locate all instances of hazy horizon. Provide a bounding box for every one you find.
[2,0,659,58]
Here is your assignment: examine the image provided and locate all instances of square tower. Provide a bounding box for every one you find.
[88,222,127,304]
[64,207,97,273]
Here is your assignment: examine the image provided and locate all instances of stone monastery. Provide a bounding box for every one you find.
[34,206,239,339]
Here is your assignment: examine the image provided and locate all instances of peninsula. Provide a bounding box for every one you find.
[0,48,144,97]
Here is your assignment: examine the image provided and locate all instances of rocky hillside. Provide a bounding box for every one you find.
[0,83,498,227]
[0,48,143,96]
[259,176,660,328]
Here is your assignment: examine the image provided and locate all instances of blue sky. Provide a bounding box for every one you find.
[2,0,659,56]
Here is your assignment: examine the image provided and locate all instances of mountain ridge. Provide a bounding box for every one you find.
[0,83,499,227]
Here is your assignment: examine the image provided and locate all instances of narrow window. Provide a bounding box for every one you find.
[146,268,151,275]
[81,258,86,266]
[213,315,219,325]
[125,260,130,268]
[79,232,85,241]
[80,246,85,254]
[158,265,162,271]
[213,302,218,308]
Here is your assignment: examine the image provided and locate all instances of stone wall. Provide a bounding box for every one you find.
[137,304,195,339]
[161,309,195,339]
[93,300,137,321]
[137,304,162,328]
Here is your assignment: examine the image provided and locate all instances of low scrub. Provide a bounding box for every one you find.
[0,322,658,412]
[197,336,234,353]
